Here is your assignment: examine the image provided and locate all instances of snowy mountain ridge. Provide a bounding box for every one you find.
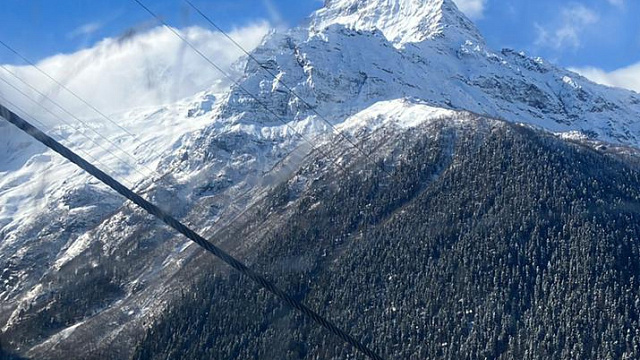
[3,0,640,357]
[311,0,484,46]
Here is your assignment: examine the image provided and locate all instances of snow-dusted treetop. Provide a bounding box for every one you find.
[311,0,484,46]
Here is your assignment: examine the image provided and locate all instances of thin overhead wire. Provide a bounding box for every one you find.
[0,96,134,188]
[0,72,150,185]
[0,39,138,138]
[0,66,158,179]
[127,3,392,355]
[0,38,169,179]
[0,105,386,360]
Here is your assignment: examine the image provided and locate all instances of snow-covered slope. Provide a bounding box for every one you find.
[311,0,483,46]
[0,91,222,331]
[0,23,269,249]
[3,0,640,357]
[0,91,219,242]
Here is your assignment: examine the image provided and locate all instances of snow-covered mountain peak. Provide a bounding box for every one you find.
[310,0,483,46]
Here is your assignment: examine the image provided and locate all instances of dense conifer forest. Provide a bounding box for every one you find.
[130,116,640,359]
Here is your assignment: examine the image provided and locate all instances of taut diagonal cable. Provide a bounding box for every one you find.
[0,104,386,360]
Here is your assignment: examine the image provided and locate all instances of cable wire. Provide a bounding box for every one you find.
[3,5,387,357]
[0,64,160,179]
[0,96,134,188]
[0,38,169,178]
[0,72,147,185]
[0,104,386,360]
[0,39,138,138]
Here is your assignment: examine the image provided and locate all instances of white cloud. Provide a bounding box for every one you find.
[0,23,270,121]
[452,0,487,19]
[570,62,640,93]
[262,0,286,29]
[535,4,599,50]
[607,0,624,8]
[67,22,103,39]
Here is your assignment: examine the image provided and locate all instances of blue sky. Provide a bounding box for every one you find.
[1,0,639,88]
[0,1,318,64]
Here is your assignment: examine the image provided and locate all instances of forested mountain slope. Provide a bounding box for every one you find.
[131,113,640,360]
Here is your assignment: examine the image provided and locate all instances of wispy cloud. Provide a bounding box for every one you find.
[2,23,271,118]
[67,22,103,39]
[534,4,599,50]
[452,0,487,19]
[262,0,286,29]
[570,62,640,93]
[607,0,624,8]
